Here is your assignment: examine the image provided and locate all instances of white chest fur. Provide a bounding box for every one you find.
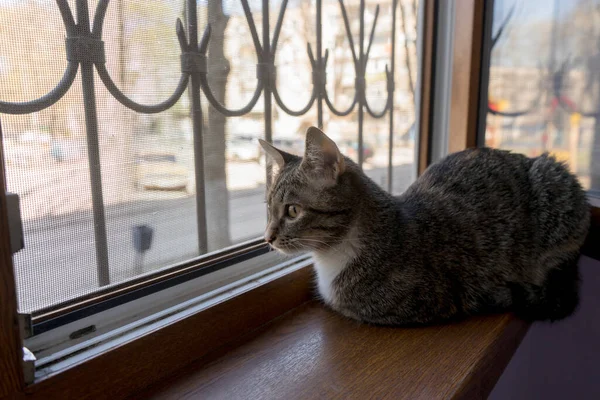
[312,242,358,304]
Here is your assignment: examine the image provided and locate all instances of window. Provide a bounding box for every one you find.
[480,0,600,195]
[0,0,421,346]
[8,2,581,398]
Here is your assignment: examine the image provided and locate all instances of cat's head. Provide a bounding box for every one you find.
[259,127,358,254]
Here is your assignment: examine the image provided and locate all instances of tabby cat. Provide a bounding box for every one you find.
[260,127,590,325]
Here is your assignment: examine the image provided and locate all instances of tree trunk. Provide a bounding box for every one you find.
[115,0,134,202]
[104,0,134,203]
[205,2,231,251]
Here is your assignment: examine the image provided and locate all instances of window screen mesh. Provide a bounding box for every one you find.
[1,0,420,314]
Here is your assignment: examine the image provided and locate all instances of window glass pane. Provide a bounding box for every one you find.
[485,0,600,192]
[1,0,421,314]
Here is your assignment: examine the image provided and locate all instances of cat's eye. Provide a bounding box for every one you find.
[286,204,300,219]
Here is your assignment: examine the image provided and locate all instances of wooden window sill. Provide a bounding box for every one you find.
[139,301,530,400]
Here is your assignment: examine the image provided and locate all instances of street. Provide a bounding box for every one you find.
[13,163,415,312]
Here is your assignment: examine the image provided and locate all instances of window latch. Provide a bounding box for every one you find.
[22,346,36,384]
[6,192,24,254]
[19,314,35,384]
[19,315,35,384]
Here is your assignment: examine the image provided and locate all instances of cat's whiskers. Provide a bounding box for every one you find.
[309,221,358,230]
[299,234,366,246]
[297,238,355,259]
[292,237,332,252]
[274,241,306,257]
[301,236,363,243]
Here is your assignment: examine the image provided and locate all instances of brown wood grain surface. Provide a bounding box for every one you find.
[448,0,484,154]
[142,302,529,400]
[417,0,435,175]
[0,124,25,399]
[24,266,313,400]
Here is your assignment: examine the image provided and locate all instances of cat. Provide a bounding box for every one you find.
[259,127,590,325]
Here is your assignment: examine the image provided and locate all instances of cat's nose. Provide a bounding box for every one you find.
[264,229,277,244]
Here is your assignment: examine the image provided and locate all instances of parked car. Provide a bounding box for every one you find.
[337,140,374,161]
[227,135,261,162]
[398,123,416,143]
[134,152,189,192]
[271,137,303,155]
[50,139,84,162]
[19,131,51,146]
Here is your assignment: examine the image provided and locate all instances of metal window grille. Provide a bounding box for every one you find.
[0,0,418,328]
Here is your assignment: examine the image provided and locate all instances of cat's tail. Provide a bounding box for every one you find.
[510,251,581,322]
[515,153,589,322]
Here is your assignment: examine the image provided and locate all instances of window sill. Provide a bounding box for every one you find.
[138,302,530,400]
[23,264,314,400]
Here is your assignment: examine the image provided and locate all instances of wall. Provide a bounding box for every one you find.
[490,256,600,400]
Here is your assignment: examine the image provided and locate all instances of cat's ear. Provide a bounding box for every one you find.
[258,139,296,169]
[301,126,346,183]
